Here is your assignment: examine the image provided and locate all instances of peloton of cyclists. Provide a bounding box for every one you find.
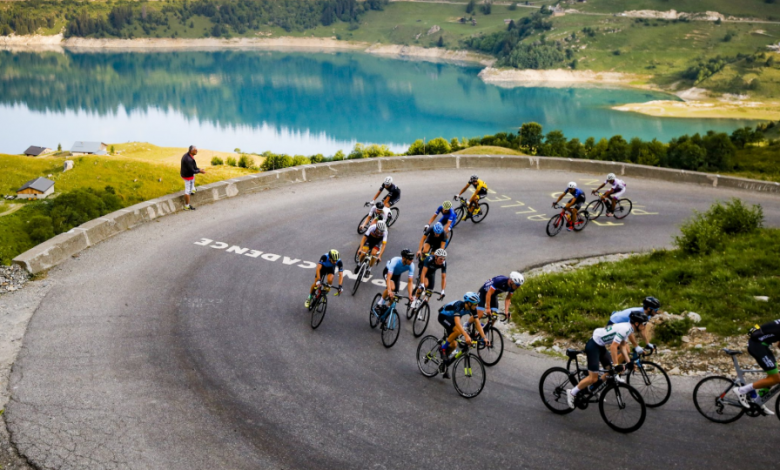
[305,250,344,308]
[592,173,627,217]
[455,175,488,219]
[553,181,586,231]
[732,319,780,416]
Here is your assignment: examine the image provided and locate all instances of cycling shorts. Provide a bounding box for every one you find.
[611,188,626,200]
[569,196,586,210]
[585,338,611,372]
[475,187,488,198]
[748,340,778,374]
[477,288,498,313]
[420,269,437,290]
[386,189,401,206]
[438,313,456,336]
[382,267,401,292]
[364,235,383,251]
[319,265,335,276]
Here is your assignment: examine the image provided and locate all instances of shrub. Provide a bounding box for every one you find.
[310,154,325,164]
[675,199,763,254]
[211,156,224,166]
[260,154,293,171]
[427,137,452,155]
[226,157,237,167]
[237,154,252,168]
[26,215,55,244]
[654,318,693,347]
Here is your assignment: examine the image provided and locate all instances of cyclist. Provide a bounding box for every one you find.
[374,249,416,313]
[455,174,488,219]
[416,222,447,260]
[358,220,388,274]
[732,319,780,415]
[305,250,343,308]
[553,181,586,231]
[423,200,457,233]
[370,176,401,208]
[592,173,627,217]
[475,272,524,323]
[567,312,649,409]
[438,292,489,378]
[360,201,391,232]
[608,296,661,355]
[412,249,447,309]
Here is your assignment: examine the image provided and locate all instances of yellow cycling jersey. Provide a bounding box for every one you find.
[471,179,488,193]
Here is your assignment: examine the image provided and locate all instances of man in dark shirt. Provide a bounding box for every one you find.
[733,319,780,415]
[181,145,206,211]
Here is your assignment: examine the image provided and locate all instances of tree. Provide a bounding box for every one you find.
[702,132,736,171]
[26,215,55,244]
[541,130,567,157]
[519,122,543,154]
[466,0,476,14]
[437,35,444,47]
[605,135,629,162]
[567,138,586,159]
[481,0,492,15]
[590,138,609,160]
[57,143,62,152]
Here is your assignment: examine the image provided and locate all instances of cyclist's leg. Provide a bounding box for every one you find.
[468,193,479,212]
[438,314,456,354]
[369,246,380,267]
[573,339,603,392]
[740,341,780,393]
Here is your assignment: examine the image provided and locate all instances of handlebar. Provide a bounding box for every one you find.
[364,201,372,207]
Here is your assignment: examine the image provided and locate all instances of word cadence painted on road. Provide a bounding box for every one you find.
[194,239,408,290]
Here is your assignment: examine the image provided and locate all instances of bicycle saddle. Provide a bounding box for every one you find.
[723,348,742,356]
[566,348,583,358]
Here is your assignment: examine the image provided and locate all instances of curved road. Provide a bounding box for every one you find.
[7,169,780,469]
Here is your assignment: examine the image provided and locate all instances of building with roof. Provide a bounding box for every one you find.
[71,141,108,156]
[16,177,55,200]
[23,146,52,157]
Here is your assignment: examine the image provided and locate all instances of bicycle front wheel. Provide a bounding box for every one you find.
[416,335,442,378]
[412,302,430,337]
[369,293,382,329]
[693,375,745,424]
[381,311,401,348]
[539,367,576,415]
[598,383,646,433]
[471,202,489,224]
[351,262,366,296]
[613,198,632,219]
[546,214,564,237]
[452,354,486,399]
[452,207,465,228]
[445,228,454,248]
[354,244,363,264]
[585,199,604,220]
[477,327,504,367]
[388,207,400,227]
[626,361,671,408]
[573,211,589,232]
[356,214,371,235]
[310,296,327,329]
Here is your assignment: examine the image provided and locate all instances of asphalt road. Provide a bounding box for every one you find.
[7,169,780,469]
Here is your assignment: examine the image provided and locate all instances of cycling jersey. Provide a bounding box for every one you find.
[470,179,488,194]
[439,300,469,318]
[593,323,634,347]
[379,183,401,200]
[369,206,391,221]
[386,256,414,278]
[608,178,627,192]
[423,226,447,247]
[565,187,586,201]
[421,256,447,275]
[435,206,457,224]
[365,224,388,243]
[318,254,344,271]
[609,307,644,325]
[751,319,780,345]
[480,276,516,295]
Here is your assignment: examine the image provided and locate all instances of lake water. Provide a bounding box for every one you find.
[0,50,756,155]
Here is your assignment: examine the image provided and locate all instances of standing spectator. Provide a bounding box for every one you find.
[181,145,205,211]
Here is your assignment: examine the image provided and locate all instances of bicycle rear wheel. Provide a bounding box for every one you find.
[310,295,327,329]
[381,310,401,348]
[354,244,363,264]
[598,383,646,433]
[412,302,431,337]
[445,228,454,248]
[356,214,371,235]
[471,202,489,224]
[477,326,504,367]
[585,200,604,220]
[351,262,367,296]
[613,199,632,220]
[452,207,465,228]
[693,375,745,423]
[452,354,486,399]
[539,367,576,415]
[573,211,589,232]
[417,335,442,378]
[546,214,564,237]
[626,361,671,408]
[369,293,382,329]
[388,207,400,227]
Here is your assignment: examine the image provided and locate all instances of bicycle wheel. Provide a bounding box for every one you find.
[453,206,467,228]
[412,302,431,337]
[406,299,415,320]
[546,214,564,237]
[445,228,454,248]
[356,214,371,235]
[388,207,400,227]
[693,375,745,424]
[572,211,589,232]
[351,262,366,296]
[539,367,576,415]
[452,354,486,399]
[307,289,320,312]
[613,199,632,220]
[310,295,327,329]
[471,202,489,224]
[477,326,504,367]
[585,200,604,220]
[598,383,646,433]
[381,310,401,348]
[626,361,671,408]
[417,335,442,378]
[369,293,382,329]
[354,244,363,264]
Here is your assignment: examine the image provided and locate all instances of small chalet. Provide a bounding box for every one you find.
[24,146,53,157]
[71,141,108,156]
[16,177,55,200]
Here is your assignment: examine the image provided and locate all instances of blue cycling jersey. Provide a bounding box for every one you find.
[610,307,643,324]
[565,188,585,199]
[435,206,457,224]
[440,300,469,318]
[386,256,415,277]
[480,276,516,295]
[318,254,344,271]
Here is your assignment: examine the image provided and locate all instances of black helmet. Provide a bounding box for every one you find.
[401,249,414,260]
[375,201,385,210]
[643,296,660,311]
[629,311,649,325]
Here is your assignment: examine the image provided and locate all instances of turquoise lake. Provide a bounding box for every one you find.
[0,49,757,154]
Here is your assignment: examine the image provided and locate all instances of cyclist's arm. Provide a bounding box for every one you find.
[360,235,368,247]
[420,266,429,287]
[639,327,651,346]
[427,213,437,225]
[378,242,387,259]
[554,192,565,204]
[444,218,453,232]
[315,264,322,280]
[594,183,605,192]
[440,272,446,291]
[484,287,494,311]
[457,184,469,196]
[372,188,382,201]
[474,316,488,342]
[609,341,621,366]
[417,234,427,255]
[627,332,639,349]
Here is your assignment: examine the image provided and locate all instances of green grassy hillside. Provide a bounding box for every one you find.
[573,0,780,21]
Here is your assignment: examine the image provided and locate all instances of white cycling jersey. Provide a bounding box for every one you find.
[608,178,626,192]
[593,322,633,347]
[365,224,388,242]
[369,206,392,221]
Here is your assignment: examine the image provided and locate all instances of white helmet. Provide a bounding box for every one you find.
[607,173,616,181]
[383,176,393,185]
[434,248,447,258]
[510,271,524,286]
[567,181,577,189]
[376,220,387,232]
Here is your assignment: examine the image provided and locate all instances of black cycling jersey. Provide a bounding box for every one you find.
[423,226,447,247]
[421,256,447,275]
[751,319,780,345]
[379,183,401,199]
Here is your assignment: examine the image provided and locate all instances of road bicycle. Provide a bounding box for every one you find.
[546,203,588,237]
[585,191,632,220]
[451,195,489,228]
[357,201,399,235]
[351,251,379,296]
[308,280,340,330]
[369,293,406,348]
[539,348,647,433]
[566,347,671,408]
[416,335,487,398]
[693,348,780,423]
[465,310,506,367]
[405,280,444,337]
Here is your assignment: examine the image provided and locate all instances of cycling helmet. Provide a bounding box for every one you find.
[383,176,393,186]
[442,200,453,210]
[470,174,479,182]
[401,248,414,260]
[629,311,649,325]
[509,271,525,286]
[329,249,340,262]
[376,220,387,232]
[607,173,616,182]
[375,201,385,210]
[434,248,447,258]
[567,181,577,189]
[432,222,444,234]
[643,296,661,311]
[463,292,480,304]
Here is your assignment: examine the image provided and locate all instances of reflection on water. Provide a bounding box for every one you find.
[0,50,756,154]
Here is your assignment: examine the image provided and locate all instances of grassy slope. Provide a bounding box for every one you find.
[573,0,780,20]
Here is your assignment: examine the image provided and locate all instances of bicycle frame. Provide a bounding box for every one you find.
[726,352,780,407]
